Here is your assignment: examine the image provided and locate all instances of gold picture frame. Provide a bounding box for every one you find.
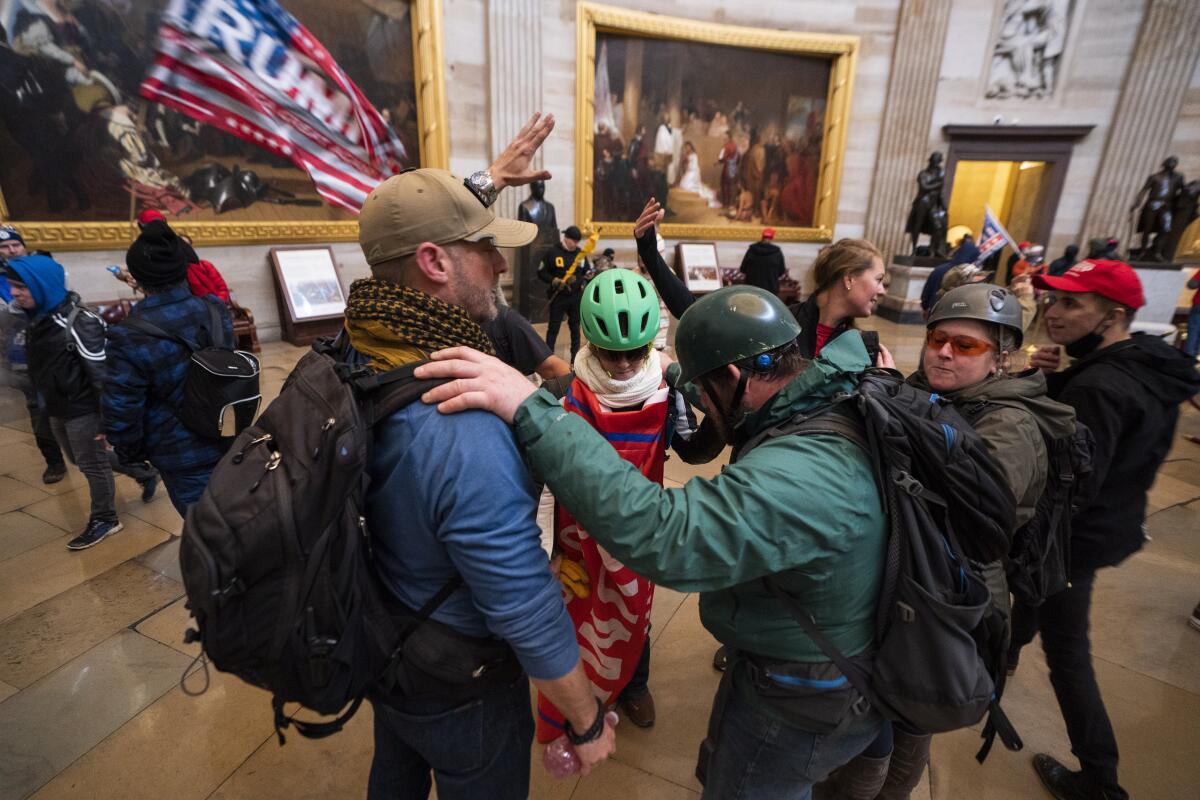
[575,3,858,243]
[0,0,449,251]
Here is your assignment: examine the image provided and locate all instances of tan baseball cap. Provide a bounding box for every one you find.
[358,169,537,265]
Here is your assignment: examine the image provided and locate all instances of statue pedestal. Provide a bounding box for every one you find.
[1128,260,1196,326]
[877,260,933,324]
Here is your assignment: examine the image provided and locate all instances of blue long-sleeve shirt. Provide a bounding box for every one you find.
[366,400,578,681]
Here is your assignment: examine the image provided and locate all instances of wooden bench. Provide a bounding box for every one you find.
[89,297,261,353]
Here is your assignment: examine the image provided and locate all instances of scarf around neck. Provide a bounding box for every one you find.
[344,278,494,370]
[573,346,663,409]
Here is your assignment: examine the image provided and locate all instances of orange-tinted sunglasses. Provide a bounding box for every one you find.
[925,329,995,356]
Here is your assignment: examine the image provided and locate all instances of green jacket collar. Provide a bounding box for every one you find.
[740,330,870,437]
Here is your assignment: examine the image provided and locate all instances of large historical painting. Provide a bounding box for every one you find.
[0,0,447,249]
[577,4,858,243]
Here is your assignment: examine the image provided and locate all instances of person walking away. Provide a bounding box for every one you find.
[1013,260,1200,800]
[349,112,617,798]
[920,236,980,316]
[739,227,787,295]
[5,255,157,550]
[103,220,234,516]
[416,287,889,797]
[0,225,66,482]
[538,225,590,361]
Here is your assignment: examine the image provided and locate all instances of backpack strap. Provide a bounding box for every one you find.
[349,360,451,427]
[204,299,228,349]
[122,315,200,353]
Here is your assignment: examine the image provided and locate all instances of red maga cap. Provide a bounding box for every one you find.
[136,209,166,227]
[1032,259,1145,309]
[762,227,776,239]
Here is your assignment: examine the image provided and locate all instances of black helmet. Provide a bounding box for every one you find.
[675,286,801,385]
[927,284,1024,348]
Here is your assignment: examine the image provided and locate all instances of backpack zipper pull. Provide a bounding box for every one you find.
[232,433,273,465]
[249,450,282,493]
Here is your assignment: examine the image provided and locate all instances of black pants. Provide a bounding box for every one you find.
[15,373,65,469]
[546,292,581,360]
[1011,570,1127,798]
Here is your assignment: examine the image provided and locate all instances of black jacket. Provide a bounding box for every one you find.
[1046,334,1200,571]
[739,241,786,295]
[536,243,589,296]
[26,294,107,419]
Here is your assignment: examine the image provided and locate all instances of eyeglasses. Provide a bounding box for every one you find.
[591,344,650,363]
[925,329,995,356]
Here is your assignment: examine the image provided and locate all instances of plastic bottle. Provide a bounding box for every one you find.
[542,711,619,778]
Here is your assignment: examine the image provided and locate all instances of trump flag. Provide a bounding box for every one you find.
[975,205,1022,265]
[140,0,409,212]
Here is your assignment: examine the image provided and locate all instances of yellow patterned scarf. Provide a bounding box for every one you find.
[344,278,495,370]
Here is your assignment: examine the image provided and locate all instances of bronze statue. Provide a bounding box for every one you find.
[906,152,949,258]
[1130,156,1186,261]
[515,180,559,319]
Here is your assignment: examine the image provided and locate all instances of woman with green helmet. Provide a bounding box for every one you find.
[534,267,706,743]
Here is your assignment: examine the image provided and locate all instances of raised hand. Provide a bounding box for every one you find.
[489,112,555,190]
[634,197,664,239]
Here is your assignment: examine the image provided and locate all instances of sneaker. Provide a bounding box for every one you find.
[67,519,123,551]
[1190,603,1200,633]
[42,464,67,485]
[618,687,656,728]
[140,475,159,503]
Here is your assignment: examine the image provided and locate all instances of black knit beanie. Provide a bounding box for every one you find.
[126,220,190,287]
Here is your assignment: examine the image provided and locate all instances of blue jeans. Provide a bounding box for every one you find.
[367,677,534,800]
[157,462,218,517]
[1185,304,1200,357]
[703,660,883,800]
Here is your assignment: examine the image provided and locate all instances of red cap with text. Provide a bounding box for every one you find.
[1032,259,1145,309]
[762,227,775,240]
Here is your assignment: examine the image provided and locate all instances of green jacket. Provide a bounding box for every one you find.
[513,332,886,662]
[909,368,1075,528]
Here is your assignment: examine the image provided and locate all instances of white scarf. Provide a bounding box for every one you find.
[573,346,664,409]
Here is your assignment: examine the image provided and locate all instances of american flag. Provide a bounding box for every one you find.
[975,205,1021,264]
[140,0,409,213]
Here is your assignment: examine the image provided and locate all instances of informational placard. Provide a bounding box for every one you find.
[675,242,722,293]
[271,247,346,321]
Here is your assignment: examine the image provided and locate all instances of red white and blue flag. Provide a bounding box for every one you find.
[975,204,1022,264]
[140,0,409,212]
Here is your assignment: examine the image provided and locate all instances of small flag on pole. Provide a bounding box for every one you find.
[975,205,1022,264]
[140,0,409,213]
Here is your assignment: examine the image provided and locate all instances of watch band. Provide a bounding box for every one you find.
[565,697,606,746]
[464,170,499,208]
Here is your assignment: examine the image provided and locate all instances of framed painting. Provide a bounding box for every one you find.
[0,0,448,251]
[674,241,721,292]
[576,3,858,244]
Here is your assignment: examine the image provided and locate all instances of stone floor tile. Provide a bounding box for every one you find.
[0,512,67,563]
[1156,457,1200,487]
[608,593,717,792]
[570,758,699,799]
[29,669,275,800]
[0,475,49,515]
[1146,472,1200,514]
[0,678,16,704]
[0,630,191,800]
[208,701,375,800]
[649,587,688,646]
[663,451,728,484]
[135,536,183,583]
[0,517,170,623]
[1143,502,1200,564]
[0,561,182,688]
[122,494,185,536]
[0,425,35,446]
[3,465,86,497]
[134,597,198,659]
[19,488,91,534]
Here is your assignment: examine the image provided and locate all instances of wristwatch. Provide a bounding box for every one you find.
[464,170,499,208]
[565,697,606,746]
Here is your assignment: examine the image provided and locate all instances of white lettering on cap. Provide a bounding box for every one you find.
[1068,262,1095,275]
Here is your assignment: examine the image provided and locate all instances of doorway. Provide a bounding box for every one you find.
[943,125,1092,276]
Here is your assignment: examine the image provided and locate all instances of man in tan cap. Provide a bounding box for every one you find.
[351,114,616,799]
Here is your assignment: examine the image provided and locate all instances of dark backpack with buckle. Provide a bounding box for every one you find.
[122,301,261,438]
[178,337,517,743]
[738,369,1022,756]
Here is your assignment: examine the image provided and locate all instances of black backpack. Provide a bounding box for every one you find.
[122,301,261,438]
[738,369,1021,754]
[963,402,1095,607]
[179,338,518,743]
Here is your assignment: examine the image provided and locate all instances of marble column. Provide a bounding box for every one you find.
[862,0,953,260]
[487,0,544,223]
[1079,0,1200,251]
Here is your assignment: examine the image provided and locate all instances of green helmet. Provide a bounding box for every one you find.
[675,286,801,385]
[580,268,661,350]
[927,283,1024,347]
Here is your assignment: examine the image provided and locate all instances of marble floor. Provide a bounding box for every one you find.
[1,318,1198,800]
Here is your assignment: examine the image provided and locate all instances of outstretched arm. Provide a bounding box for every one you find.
[633,198,695,319]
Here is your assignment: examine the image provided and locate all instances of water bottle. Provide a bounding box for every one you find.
[542,711,619,778]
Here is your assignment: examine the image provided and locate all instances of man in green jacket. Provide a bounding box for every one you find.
[417,285,887,797]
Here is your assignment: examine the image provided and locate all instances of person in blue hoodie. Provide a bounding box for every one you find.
[0,226,67,483]
[5,255,157,550]
[920,234,980,315]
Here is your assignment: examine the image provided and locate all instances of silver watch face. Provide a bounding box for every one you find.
[471,173,492,190]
